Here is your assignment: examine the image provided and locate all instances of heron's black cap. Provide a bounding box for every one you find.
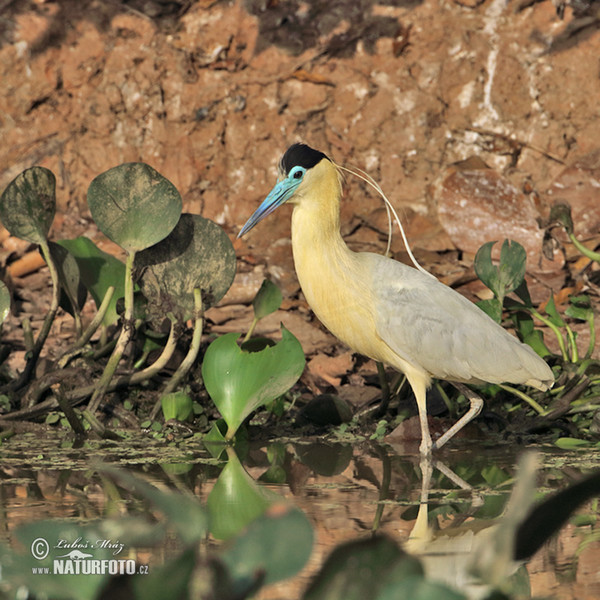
[280,143,329,175]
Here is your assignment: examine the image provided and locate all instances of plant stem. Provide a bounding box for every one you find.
[435,381,454,416]
[150,289,204,420]
[585,311,596,360]
[499,383,547,416]
[225,425,236,442]
[569,232,600,263]
[88,252,136,413]
[54,384,86,436]
[12,240,60,392]
[126,320,177,385]
[565,323,579,363]
[75,286,115,349]
[81,409,107,437]
[22,318,34,351]
[243,315,259,343]
[57,286,116,368]
[530,308,569,362]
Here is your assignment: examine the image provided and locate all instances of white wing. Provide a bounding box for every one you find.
[364,253,553,388]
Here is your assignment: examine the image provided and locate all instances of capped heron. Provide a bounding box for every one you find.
[238,143,554,454]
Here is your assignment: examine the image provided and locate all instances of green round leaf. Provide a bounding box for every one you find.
[47,242,87,317]
[57,237,127,326]
[87,163,182,253]
[253,279,283,320]
[0,166,56,243]
[0,280,10,324]
[207,448,277,540]
[474,239,526,301]
[135,213,236,323]
[221,502,314,585]
[304,535,424,600]
[202,327,305,439]
[475,298,502,323]
[161,391,193,422]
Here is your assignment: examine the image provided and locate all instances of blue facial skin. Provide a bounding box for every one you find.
[238,166,306,237]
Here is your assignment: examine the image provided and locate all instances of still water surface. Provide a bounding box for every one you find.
[1,432,599,599]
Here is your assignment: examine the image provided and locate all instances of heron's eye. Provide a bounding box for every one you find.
[289,166,305,181]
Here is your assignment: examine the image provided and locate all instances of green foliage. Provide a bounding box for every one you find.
[202,327,305,440]
[0,280,10,325]
[87,162,182,253]
[207,448,280,540]
[303,535,466,600]
[100,466,208,546]
[0,162,244,435]
[161,391,193,422]
[253,278,283,319]
[221,503,314,586]
[47,241,87,324]
[0,166,56,244]
[474,239,527,323]
[135,213,236,324]
[1,520,116,600]
[58,236,127,326]
[550,202,600,263]
[245,277,283,341]
[1,443,599,599]
[474,238,600,445]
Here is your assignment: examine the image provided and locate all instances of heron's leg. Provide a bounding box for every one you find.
[406,455,433,551]
[409,375,433,455]
[432,382,483,450]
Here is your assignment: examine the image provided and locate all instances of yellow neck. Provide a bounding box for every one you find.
[289,160,378,355]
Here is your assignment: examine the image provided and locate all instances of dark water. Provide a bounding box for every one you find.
[1,432,599,599]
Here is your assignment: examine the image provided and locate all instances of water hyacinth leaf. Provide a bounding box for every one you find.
[304,535,424,600]
[474,239,526,302]
[221,502,314,586]
[160,463,193,476]
[474,241,499,296]
[207,448,278,540]
[0,281,10,324]
[132,547,196,600]
[47,241,87,318]
[565,295,593,321]
[513,278,533,308]
[7,520,115,600]
[161,391,193,422]
[203,420,229,459]
[511,311,552,358]
[87,162,182,253]
[253,279,283,320]
[549,202,574,235]
[100,466,207,546]
[57,237,127,326]
[202,327,305,439]
[475,298,502,324]
[135,213,236,324]
[543,294,565,327]
[499,238,527,292]
[0,166,56,243]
